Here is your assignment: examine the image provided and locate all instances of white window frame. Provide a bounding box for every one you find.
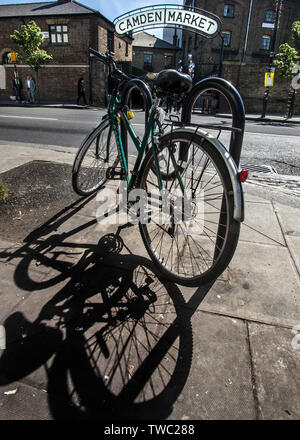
[144,53,153,68]
[222,31,232,47]
[261,35,271,50]
[224,4,234,18]
[49,24,69,44]
[265,10,276,23]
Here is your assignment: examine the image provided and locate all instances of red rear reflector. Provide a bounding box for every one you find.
[239,170,249,183]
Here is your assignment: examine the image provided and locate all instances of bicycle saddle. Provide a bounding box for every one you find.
[154,69,193,95]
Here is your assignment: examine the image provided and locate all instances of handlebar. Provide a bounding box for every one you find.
[88,47,129,81]
[89,47,114,66]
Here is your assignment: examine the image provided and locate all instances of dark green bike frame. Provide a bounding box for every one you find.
[106,93,185,193]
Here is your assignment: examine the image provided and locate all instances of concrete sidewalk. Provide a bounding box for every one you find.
[0,99,101,111]
[0,143,299,420]
[218,112,300,124]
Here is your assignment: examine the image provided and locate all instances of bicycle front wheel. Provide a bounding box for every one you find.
[72,118,119,196]
[137,129,240,287]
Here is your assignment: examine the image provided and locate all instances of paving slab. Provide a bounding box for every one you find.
[240,202,285,246]
[243,192,272,204]
[0,142,76,174]
[243,181,300,210]
[0,381,52,420]
[196,242,300,328]
[76,188,123,221]
[272,203,300,275]
[0,333,59,397]
[0,263,46,324]
[0,238,20,264]
[170,312,256,420]
[248,322,300,420]
[285,235,300,276]
[274,203,300,236]
[83,219,149,260]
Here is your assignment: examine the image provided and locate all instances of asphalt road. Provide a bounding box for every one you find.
[0,105,299,175]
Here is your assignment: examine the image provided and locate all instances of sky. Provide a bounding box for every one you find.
[1,0,184,38]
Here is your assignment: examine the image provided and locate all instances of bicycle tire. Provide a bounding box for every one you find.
[137,129,240,287]
[72,118,120,196]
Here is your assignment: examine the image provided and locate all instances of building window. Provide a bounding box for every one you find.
[184,0,195,8]
[265,10,276,23]
[107,31,114,53]
[222,31,231,47]
[224,5,234,18]
[126,42,129,57]
[144,53,153,70]
[49,25,68,44]
[164,54,173,68]
[194,34,199,49]
[188,36,192,52]
[261,35,271,50]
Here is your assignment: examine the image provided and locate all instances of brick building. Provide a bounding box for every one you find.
[181,0,300,79]
[132,31,180,76]
[180,0,300,113]
[0,0,133,104]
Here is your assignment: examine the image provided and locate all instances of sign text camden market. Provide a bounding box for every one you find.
[114,5,221,38]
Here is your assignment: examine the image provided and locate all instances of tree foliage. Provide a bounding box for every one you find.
[274,21,300,78]
[10,20,52,71]
[292,21,300,52]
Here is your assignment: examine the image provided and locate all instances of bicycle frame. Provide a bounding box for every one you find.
[107,92,184,193]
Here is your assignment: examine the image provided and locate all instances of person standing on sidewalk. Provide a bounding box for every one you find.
[77,77,87,105]
[26,75,36,103]
[12,72,23,102]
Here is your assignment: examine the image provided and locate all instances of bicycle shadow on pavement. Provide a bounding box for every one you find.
[0,199,214,420]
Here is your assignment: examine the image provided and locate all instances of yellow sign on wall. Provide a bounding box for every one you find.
[10,52,16,62]
[265,72,275,87]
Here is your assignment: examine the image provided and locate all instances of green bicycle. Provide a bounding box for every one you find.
[72,48,245,287]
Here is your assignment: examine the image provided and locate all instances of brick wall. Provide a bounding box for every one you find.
[0,13,133,104]
[178,0,300,114]
[3,64,89,102]
[181,0,300,77]
[0,15,92,65]
[222,62,300,114]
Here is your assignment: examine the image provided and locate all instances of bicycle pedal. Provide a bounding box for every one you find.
[106,167,127,180]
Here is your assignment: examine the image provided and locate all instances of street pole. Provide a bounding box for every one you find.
[270,0,282,59]
[219,35,225,77]
[89,53,93,105]
[242,0,253,63]
[261,0,282,118]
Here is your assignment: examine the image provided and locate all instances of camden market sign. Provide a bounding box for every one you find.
[114,4,221,38]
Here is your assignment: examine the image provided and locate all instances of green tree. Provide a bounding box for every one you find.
[274,21,300,118]
[10,20,53,102]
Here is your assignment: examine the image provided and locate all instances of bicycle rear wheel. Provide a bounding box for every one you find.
[137,129,240,287]
[72,119,120,196]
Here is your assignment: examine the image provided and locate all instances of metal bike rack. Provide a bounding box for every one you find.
[120,78,153,164]
[181,77,246,262]
[181,76,246,167]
